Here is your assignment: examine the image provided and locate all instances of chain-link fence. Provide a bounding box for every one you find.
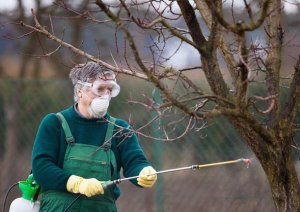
[1,78,295,212]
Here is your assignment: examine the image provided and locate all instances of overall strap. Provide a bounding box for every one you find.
[104,116,118,180]
[56,112,75,144]
[102,116,116,150]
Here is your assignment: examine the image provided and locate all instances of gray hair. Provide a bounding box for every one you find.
[69,61,115,102]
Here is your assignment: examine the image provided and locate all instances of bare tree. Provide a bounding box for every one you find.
[14,0,300,211]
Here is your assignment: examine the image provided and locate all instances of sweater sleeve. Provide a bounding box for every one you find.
[116,120,151,186]
[32,113,71,191]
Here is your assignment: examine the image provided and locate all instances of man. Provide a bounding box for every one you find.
[32,61,157,211]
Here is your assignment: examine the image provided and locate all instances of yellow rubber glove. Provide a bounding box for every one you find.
[66,175,104,197]
[137,166,157,188]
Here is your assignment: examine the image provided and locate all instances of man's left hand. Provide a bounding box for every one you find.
[137,166,157,188]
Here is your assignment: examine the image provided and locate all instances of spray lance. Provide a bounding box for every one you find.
[63,158,252,212]
[102,158,252,188]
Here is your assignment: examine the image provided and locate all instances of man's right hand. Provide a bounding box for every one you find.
[66,175,104,197]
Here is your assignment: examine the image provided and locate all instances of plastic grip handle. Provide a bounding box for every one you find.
[101,181,114,190]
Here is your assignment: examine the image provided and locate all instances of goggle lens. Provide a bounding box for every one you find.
[98,71,116,81]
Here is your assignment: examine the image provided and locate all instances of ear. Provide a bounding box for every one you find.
[77,89,82,99]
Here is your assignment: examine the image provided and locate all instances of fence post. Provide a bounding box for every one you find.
[152,88,165,212]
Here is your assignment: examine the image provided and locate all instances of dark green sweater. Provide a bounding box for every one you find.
[32,105,150,199]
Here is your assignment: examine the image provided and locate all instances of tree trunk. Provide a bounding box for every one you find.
[231,119,300,211]
[260,144,300,211]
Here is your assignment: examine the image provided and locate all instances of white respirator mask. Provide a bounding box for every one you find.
[88,94,111,118]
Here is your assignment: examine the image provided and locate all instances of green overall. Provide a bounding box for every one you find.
[40,113,118,212]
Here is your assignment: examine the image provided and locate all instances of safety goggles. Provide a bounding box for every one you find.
[78,79,120,97]
[97,70,116,81]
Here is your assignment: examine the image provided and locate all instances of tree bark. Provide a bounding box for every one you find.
[264,148,300,211]
[231,118,300,211]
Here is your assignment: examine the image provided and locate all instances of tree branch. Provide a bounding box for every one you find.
[177,0,208,55]
[118,1,199,49]
[279,55,300,126]
[95,0,201,119]
[195,0,238,89]
[203,108,276,145]
[265,0,282,127]
[204,0,271,34]
[20,9,148,80]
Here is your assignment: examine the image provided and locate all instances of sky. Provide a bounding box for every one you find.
[0,0,300,14]
[0,0,52,12]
